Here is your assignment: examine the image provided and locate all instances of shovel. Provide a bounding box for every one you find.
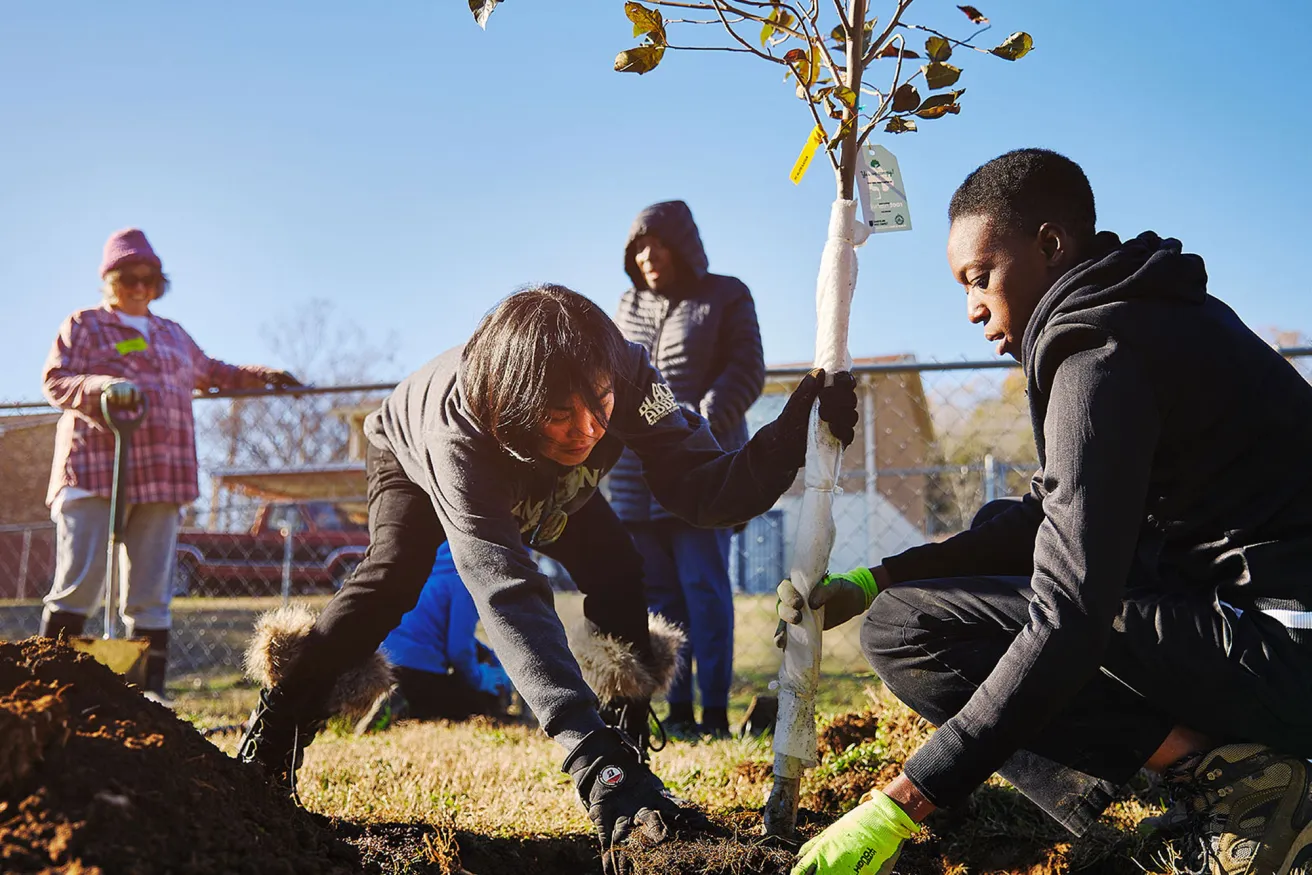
[67,392,152,686]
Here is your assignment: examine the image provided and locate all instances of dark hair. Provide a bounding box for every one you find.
[462,284,628,459]
[948,149,1097,246]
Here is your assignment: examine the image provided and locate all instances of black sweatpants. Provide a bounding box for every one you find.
[861,508,1312,836]
[277,442,650,710]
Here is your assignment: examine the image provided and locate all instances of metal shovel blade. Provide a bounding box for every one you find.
[68,636,151,686]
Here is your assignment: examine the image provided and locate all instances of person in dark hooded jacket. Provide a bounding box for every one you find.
[610,201,766,738]
[777,150,1312,875]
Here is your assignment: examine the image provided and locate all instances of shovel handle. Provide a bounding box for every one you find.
[100,393,149,640]
[100,392,149,435]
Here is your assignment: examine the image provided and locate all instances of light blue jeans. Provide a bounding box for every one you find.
[43,497,179,634]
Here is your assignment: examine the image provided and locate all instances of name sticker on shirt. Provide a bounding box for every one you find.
[115,337,148,355]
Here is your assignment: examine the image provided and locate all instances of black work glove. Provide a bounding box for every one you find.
[259,368,304,390]
[564,729,708,874]
[597,697,658,764]
[753,369,859,470]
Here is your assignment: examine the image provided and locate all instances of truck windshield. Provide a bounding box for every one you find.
[303,502,365,531]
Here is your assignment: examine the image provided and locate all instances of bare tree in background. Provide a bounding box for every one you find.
[475,0,1033,837]
[198,300,401,528]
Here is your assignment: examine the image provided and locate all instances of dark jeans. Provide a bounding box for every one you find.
[278,443,650,709]
[861,502,1312,836]
[629,520,733,708]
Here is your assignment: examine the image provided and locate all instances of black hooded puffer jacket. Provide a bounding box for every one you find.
[608,201,766,523]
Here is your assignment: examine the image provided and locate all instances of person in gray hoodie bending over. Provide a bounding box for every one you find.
[610,201,765,739]
[236,284,856,874]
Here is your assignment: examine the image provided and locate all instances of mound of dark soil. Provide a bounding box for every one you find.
[0,637,360,875]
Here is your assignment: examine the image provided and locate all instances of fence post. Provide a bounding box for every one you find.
[280,522,296,605]
[863,376,879,561]
[983,453,997,505]
[18,528,32,600]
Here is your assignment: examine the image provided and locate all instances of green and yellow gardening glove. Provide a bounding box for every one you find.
[774,567,880,649]
[791,788,920,875]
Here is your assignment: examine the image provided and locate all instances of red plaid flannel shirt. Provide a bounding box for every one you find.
[44,303,273,507]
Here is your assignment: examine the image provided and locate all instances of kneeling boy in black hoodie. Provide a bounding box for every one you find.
[781,149,1312,875]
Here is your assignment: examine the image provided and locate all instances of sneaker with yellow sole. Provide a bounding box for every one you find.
[1168,743,1312,874]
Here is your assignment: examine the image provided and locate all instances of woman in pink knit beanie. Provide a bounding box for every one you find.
[38,228,302,702]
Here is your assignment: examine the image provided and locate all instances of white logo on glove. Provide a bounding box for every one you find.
[599,765,626,787]
[638,382,678,425]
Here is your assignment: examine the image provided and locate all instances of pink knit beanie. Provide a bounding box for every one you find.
[100,228,161,278]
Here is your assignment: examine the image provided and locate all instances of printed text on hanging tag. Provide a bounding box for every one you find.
[857,144,912,233]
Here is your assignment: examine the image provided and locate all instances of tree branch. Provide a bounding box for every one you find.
[897,21,994,54]
[857,32,905,148]
[831,0,852,34]
[837,0,869,198]
[861,0,915,67]
[666,43,761,52]
[787,57,842,174]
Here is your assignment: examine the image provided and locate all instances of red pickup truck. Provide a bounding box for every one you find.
[173,501,369,597]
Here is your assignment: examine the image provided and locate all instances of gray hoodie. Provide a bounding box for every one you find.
[364,341,793,747]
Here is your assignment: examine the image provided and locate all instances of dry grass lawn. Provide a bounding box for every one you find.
[204,684,1182,875]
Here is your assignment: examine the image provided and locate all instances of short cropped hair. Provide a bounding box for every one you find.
[948,149,1097,246]
[462,284,629,460]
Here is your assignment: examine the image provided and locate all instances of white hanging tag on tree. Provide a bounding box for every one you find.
[857,143,913,233]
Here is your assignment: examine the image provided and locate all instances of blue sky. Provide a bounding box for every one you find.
[2,0,1308,399]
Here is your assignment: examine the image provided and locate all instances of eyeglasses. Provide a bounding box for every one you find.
[116,272,162,289]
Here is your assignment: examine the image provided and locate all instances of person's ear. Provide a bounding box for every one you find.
[1036,222,1072,270]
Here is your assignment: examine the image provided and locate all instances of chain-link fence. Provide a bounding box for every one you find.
[7,352,1304,708]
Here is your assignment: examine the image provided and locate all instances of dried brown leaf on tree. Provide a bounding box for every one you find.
[469,0,499,29]
[761,7,796,46]
[926,36,952,62]
[615,45,666,74]
[885,116,918,133]
[891,83,921,112]
[915,89,965,119]
[958,5,989,24]
[990,32,1034,60]
[877,44,920,59]
[923,61,962,90]
[625,2,665,42]
[826,117,857,152]
[783,44,821,89]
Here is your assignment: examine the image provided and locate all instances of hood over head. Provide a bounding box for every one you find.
[1022,230,1208,374]
[624,200,709,292]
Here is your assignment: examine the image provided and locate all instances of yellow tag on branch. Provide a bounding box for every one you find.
[115,337,148,355]
[789,125,826,185]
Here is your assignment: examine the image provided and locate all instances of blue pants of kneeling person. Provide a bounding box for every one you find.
[629,519,734,710]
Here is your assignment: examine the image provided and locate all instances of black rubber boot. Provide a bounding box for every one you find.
[236,687,326,800]
[40,610,86,639]
[142,629,169,698]
[700,706,732,740]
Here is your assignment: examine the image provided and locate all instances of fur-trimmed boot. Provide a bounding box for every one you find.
[237,605,393,796]
[572,613,686,763]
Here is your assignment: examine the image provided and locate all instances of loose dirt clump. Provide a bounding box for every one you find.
[816,710,882,759]
[0,637,360,875]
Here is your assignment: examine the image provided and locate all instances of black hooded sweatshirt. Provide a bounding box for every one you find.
[883,231,1312,806]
